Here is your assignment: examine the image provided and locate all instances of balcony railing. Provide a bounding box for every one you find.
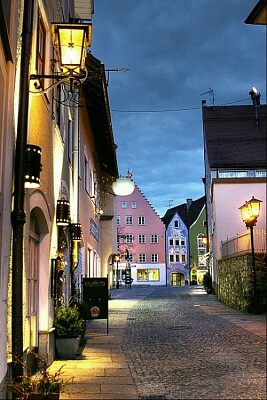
[221,230,266,258]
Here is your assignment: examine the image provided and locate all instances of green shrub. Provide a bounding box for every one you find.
[203,271,212,290]
[54,305,84,338]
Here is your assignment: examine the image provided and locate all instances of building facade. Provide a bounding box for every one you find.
[115,185,166,286]
[202,100,267,293]
[0,0,120,390]
[162,197,207,286]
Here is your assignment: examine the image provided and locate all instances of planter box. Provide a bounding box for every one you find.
[55,337,80,359]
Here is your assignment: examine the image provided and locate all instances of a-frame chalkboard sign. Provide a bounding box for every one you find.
[82,277,109,333]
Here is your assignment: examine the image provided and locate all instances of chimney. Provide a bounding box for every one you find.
[186,198,193,210]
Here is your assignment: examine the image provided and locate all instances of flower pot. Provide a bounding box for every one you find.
[55,337,80,359]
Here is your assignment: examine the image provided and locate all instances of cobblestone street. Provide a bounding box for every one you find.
[117,286,266,400]
[51,285,266,400]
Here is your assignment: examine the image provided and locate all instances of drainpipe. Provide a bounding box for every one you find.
[71,88,79,298]
[11,1,33,378]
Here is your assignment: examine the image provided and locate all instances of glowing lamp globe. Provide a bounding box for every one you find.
[112,177,135,196]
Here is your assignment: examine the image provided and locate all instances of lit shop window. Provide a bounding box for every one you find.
[137,269,159,281]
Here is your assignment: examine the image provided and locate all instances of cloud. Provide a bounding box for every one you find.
[92,0,266,217]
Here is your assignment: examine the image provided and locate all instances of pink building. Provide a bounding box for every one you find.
[115,184,166,286]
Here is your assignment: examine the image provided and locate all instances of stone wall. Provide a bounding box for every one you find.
[218,253,267,313]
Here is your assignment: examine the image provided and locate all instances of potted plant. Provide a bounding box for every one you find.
[6,353,66,399]
[54,304,84,359]
[203,271,213,294]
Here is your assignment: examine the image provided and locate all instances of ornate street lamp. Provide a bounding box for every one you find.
[239,196,262,312]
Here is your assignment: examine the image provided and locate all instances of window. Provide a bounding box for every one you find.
[174,220,180,228]
[125,216,133,225]
[151,254,158,262]
[138,216,145,225]
[117,233,121,243]
[121,201,127,209]
[169,238,174,246]
[117,216,121,225]
[90,170,95,197]
[170,254,174,263]
[138,234,146,244]
[181,254,186,262]
[137,269,159,281]
[138,253,146,263]
[151,234,158,243]
[128,253,134,262]
[197,235,207,249]
[131,202,137,208]
[181,239,185,246]
[84,157,89,194]
[126,234,134,244]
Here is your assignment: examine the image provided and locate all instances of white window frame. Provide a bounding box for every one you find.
[151,234,158,243]
[151,253,158,263]
[126,234,134,244]
[121,201,127,209]
[125,216,133,225]
[138,234,146,244]
[138,216,145,225]
[138,253,146,263]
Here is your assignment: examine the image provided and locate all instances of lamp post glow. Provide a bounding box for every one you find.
[239,196,262,312]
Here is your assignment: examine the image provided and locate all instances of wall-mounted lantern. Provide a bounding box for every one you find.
[30,22,92,93]
[70,223,82,241]
[24,144,42,188]
[56,200,70,226]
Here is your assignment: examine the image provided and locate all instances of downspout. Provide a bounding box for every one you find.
[71,88,79,298]
[11,0,34,378]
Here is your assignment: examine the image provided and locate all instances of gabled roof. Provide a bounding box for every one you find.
[162,196,206,228]
[202,103,267,169]
[82,53,118,177]
[244,0,267,25]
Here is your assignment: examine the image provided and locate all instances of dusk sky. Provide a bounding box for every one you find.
[90,1,266,217]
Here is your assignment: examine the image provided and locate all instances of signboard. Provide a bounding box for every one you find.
[125,268,133,285]
[82,277,108,320]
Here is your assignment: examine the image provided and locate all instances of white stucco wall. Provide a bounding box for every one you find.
[212,181,266,260]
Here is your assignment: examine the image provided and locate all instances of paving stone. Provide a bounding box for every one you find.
[53,286,266,399]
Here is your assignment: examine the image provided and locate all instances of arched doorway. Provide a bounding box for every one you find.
[171,272,184,286]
